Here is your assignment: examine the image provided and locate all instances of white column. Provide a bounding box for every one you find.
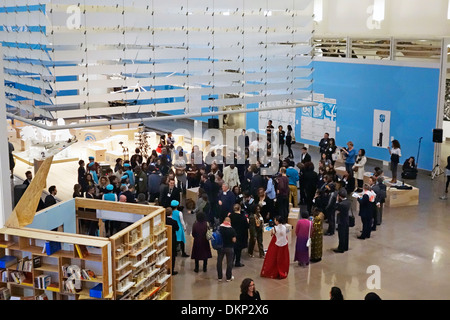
[0,48,13,227]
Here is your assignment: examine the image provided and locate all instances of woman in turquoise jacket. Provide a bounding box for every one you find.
[171,200,189,257]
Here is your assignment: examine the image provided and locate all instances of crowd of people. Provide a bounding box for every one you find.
[66,124,395,282]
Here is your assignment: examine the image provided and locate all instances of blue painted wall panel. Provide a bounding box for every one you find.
[300,61,440,170]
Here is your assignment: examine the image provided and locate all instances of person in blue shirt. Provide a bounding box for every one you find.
[124,163,135,186]
[286,165,299,208]
[102,184,117,236]
[170,200,189,258]
[87,161,99,184]
[341,141,357,178]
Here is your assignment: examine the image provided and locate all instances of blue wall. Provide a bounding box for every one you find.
[27,199,77,234]
[300,61,440,171]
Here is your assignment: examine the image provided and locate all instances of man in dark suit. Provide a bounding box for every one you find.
[333,188,351,253]
[160,179,181,208]
[23,171,33,187]
[357,184,375,240]
[319,133,330,155]
[165,207,180,275]
[44,185,58,208]
[300,147,312,164]
[250,166,264,199]
[217,183,236,222]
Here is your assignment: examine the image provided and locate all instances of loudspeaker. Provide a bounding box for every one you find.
[208,118,220,129]
[432,128,443,143]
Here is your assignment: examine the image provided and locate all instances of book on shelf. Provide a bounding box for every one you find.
[0,255,18,268]
[36,293,48,300]
[35,274,52,289]
[0,287,11,300]
[75,244,90,259]
[1,270,11,282]
[11,271,26,284]
[45,241,61,256]
[33,256,42,269]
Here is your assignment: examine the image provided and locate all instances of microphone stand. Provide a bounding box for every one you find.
[416,137,422,169]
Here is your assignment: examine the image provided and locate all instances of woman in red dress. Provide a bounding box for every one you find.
[260,216,290,279]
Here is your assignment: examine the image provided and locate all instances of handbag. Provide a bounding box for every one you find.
[206,223,213,240]
[349,208,355,228]
[353,166,359,172]
[306,220,312,247]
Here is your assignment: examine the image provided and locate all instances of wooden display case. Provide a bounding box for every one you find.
[0,198,172,301]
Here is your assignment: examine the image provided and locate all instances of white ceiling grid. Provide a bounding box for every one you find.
[1,0,314,120]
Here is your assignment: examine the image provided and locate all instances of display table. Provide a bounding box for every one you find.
[87,146,107,162]
[288,208,300,227]
[185,187,200,207]
[105,150,124,165]
[386,185,419,208]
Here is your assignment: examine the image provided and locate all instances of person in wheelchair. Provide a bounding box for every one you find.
[401,156,418,179]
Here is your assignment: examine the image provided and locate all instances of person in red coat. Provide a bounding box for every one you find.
[191,211,212,273]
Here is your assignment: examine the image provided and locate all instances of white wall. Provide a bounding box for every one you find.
[315,0,450,38]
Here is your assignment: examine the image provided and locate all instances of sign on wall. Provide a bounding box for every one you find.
[300,93,337,142]
[372,109,391,148]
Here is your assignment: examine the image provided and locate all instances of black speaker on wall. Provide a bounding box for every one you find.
[208,118,220,129]
[432,128,443,143]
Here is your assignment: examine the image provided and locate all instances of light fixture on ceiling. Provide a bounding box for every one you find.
[373,0,385,22]
[313,0,323,22]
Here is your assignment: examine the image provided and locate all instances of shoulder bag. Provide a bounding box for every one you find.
[306,220,312,247]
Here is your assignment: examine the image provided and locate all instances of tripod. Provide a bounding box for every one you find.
[431,154,444,180]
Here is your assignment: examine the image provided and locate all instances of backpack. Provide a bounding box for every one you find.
[210,229,223,250]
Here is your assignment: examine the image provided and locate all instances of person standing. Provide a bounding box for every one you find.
[285,125,295,159]
[77,160,87,194]
[388,139,401,184]
[278,125,285,156]
[294,211,313,267]
[248,205,265,258]
[23,171,33,187]
[44,185,58,208]
[240,278,262,300]
[303,162,318,215]
[352,149,367,191]
[160,179,181,208]
[165,207,180,275]
[260,216,290,279]
[218,183,236,223]
[223,164,240,190]
[341,141,356,177]
[8,139,16,179]
[229,204,249,267]
[170,200,189,258]
[286,164,299,208]
[217,217,237,282]
[371,176,387,227]
[130,148,143,169]
[266,120,274,147]
[319,133,330,155]
[276,167,290,223]
[191,212,212,273]
[357,184,375,240]
[134,165,147,197]
[325,137,337,165]
[333,188,351,253]
[300,147,311,164]
[441,155,450,199]
[310,207,324,263]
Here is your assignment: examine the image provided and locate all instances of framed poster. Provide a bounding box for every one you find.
[372,109,391,148]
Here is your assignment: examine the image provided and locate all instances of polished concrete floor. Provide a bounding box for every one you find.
[171,142,450,301]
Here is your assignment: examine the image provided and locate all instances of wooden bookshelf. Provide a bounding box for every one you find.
[109,206,172,300]
[0,197,172,301]
[0,228,111,300]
